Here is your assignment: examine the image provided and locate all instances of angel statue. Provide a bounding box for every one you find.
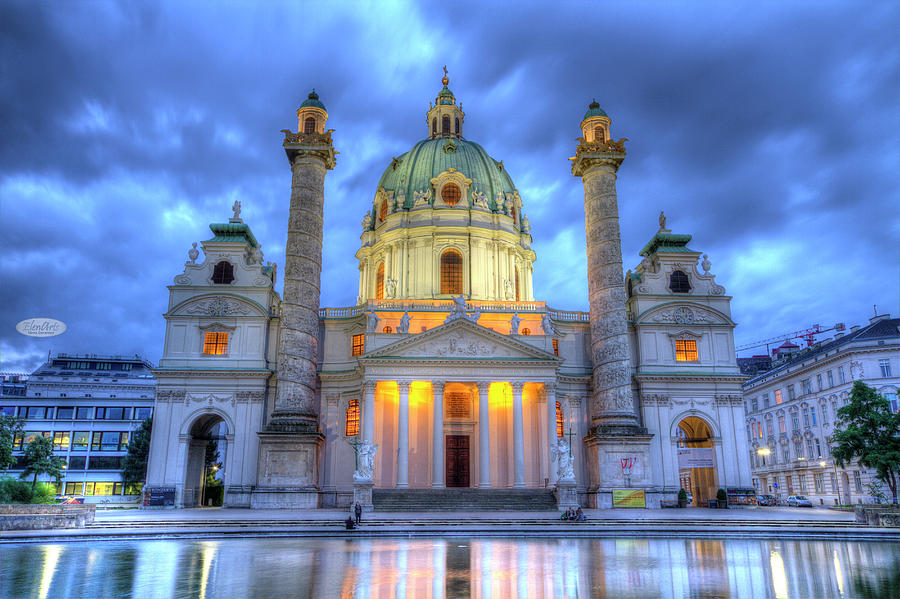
[550,438,576,482]
[353,442,378,482]
[232,200,242,220]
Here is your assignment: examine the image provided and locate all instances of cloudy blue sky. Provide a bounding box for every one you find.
[1,1,898,373]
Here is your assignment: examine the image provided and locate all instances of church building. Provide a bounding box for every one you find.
[145,73,751,509]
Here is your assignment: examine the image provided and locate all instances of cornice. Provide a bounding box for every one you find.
[634,372,746,384]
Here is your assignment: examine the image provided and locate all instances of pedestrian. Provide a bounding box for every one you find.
[575,507,586,522]
[354,501,362,525]
[345,516,355,530]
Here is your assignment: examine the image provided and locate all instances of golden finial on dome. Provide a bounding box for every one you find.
[441,65,449,87]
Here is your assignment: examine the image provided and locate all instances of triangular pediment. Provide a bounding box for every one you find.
[361,318,560,362]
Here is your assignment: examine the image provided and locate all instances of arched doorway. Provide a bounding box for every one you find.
[184,414,228,507]
[675,416,718,507]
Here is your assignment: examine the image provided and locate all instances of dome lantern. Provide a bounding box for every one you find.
[297,89,328,135]
[426,66,465,140]
[580,99,611,144]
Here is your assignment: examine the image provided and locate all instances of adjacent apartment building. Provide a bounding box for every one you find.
[1,353,156,503]
[742,314,899,505]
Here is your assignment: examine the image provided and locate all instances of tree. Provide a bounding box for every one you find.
[832,381,900,504]
[122,418,152,486]
[0,414,24,471]
[19,435,65,490]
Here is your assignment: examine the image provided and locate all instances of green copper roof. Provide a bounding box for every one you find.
[437,86,455,105]
[207,222,259,248]
[639,232,694,257]
[300,90,326,111]
[583,100,608,120]
[376,138,518,210]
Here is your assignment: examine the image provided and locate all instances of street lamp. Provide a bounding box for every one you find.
[757,448,772,494]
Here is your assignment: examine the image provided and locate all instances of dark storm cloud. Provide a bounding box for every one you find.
[1,1,898,373]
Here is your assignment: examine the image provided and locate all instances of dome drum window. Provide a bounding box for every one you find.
[441,183,461,206]
[304,117,316,134]
[669,270,691,293]
[211,261,235,285]
[440,250,463,295]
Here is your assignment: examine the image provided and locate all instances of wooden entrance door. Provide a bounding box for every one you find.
[445,435,470,487]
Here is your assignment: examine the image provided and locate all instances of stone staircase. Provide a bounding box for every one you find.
[372,488,557,512]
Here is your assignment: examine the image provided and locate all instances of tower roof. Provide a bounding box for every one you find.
[583,100,608,120]
[300,89,326,111]
[639,232,694,257]
[207,222,259,248]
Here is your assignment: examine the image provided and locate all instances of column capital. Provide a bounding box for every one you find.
[476,381,491,393]
[324,392,340,407]
[362,380,377,394]
[511,381,526,393]
[431,380,447,391]
[543,381,557,395]
[397,380,412,393]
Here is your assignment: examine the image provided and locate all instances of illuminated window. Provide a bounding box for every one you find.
[383,326,392,333]
[212,261,234,285]
[511,206,517,225]
[515,267,520,301]
[774,389,783,404]
[521,328,530,335]
[203,332,229,355]
[669,270,690,293]
[375,263,385,299]
[552,339,559,356]
[556,401,564,437]
[379,200,387,222]
[351,334,365,356]
[53,431,70,450]
[675,339,698,361]
[440,250,462,294]
[441,183,461,206]
[442,115,450,135]
[594,125,604,142]
[304,117,316,134]
[345,399,360,436]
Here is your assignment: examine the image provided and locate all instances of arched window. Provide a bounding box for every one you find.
[211,261,234,285]
[627,278,633,298]
[379,200,387,222]
[669,270,691,293]
[521,328,530,335]
[441,183,461,206]
[432,118,437,136]
[345,399,359,436]
[511,206,517,224]
[304,117,316,134]
[383,326,393,333]
[455,117,460,134]
[514,267,520,301]
[594,125,604,142]
[440,250,462,294]
[556,401,564,437]
[442,115,450,135]
[376,263,385,300]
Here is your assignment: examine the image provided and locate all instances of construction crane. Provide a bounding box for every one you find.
[736,322,846,354]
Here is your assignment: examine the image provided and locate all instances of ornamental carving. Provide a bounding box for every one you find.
[236,391,264,403]
[641,393,670,406]
[184,298,253,317]
[157,390,186,403]
[430,335,493,357]
[188,392,235,405]
[174,274,192,286]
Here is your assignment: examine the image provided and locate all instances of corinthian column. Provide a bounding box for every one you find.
[268,126,336,433]
[571,125,640,433]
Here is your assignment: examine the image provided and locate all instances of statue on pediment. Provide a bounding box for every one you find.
[509,313,521,335]
[188,242,200,264]
[398,312,411,334]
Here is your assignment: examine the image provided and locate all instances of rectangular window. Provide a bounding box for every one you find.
[95,407,105,419]
[810,407,817,426]
[203,332,229,355]
[91,431,103,451]
[817,374,823,391]
[97,362,111,370]
[124,482,144,495]
[887,393,899,414]
[806,439,815,459]
[765,423,773,437]
[774,389,783,405]
[0,406,15,416]
[880,360,892,377]
[68,456,86,470]
[786,474,794,494]
[113,482,124,495]
[815,438,822,458]
[821,404,828,423]
[802,408,809,427]
[838,366,846,384]
[675,340,698,362]
[84,482,94,495]
[134,407,153,420]
[72,431,89,451]
[552,338,559,356]
[75,407,92,420]
[762,393,770,408]
[52,431,70,450]
[827,371,834,387]
[65,482,84,495]
[814,473,824,494]
[787,385,796,401]
[93,482,115,496]
[88,456,123,470]
[793,439,803,459]
[830,472,837,493]
[56,407,74,419]
[351,334,365,357]
[854,471,863,493]
[105,407,126,420]
[778,417,786,434]
[801,379,812,395]
[751,398,758,412]
[26,407,47,419]
[791,413,799,430]
[12,433,23,450]
[345,399,360,437]
[799,473,808,493]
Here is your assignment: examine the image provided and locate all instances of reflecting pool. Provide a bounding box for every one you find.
[2,537,898,598]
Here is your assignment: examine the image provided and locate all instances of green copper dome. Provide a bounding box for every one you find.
[300,90,326,111]
[437,86,455,105]
[376,138,517,210]
[583,100,608,120]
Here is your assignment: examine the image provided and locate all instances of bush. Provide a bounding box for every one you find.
[0,477,58,504]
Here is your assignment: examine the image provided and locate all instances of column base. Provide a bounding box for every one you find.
[254,431,324,508]
[555,480,578,510]
[431,483,446,489]
[395,483,409,489]
[353,481,374,512]
[584,432,655,508]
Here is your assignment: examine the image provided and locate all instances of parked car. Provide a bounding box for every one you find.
[757,494,777,506]
[787,495,813,507]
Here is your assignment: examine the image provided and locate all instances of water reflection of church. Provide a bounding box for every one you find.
[144,73,751,509]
